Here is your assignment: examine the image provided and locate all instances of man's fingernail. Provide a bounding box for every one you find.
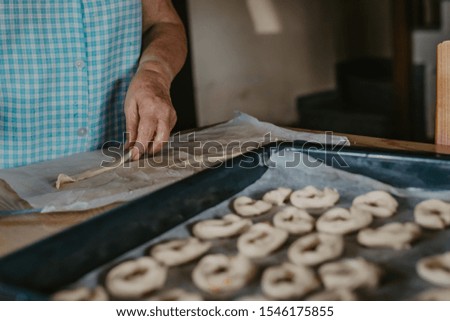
[131,146,139,160]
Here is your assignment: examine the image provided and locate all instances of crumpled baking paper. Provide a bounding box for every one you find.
[0,113,348,214]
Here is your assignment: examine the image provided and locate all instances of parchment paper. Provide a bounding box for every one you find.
[71,150,450,300]
[0,113,348,214]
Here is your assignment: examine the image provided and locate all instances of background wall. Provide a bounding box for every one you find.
[188,0,393,126]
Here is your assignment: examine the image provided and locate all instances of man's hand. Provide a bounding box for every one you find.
[124,65,177,160]
[125,0,187,161]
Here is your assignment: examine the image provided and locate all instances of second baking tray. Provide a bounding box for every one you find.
[1,141,450,300]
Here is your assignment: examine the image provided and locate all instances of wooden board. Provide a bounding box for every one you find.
[436,41,450,145]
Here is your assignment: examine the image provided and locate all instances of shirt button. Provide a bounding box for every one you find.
[77,127,88,137]
[75,59,85,69]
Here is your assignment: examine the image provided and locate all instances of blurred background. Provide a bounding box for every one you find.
[171,0,450,143]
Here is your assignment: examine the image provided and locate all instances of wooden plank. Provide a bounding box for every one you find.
[436,41,450,145]
[0,204,118,257]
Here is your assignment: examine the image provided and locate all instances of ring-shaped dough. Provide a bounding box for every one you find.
[53,286,108,301]
[273,206,315,235]
[415,288,450,301]
[352,191,398,218]
[414,199,450,230]
[192,254,255,295]
[233,196,272,217]
[150,237,211,267]
[316,207,373,235]
[318,257,381,290]
[357,222,421,250]
[263,187,292,205]
[192,214,252,240]
[105,257,167,299]
[147,288,203,301]
[306,289,357,301]
[416,252,450,286]
[287,232,344,266]
[237,223,288,258]
[290,186,339,214]
[236,295,268,301]
[261,263,320,300]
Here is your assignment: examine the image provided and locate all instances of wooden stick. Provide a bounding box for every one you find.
[436,41,450,145]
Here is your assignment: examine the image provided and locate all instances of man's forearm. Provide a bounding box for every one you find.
[139,1,187,89]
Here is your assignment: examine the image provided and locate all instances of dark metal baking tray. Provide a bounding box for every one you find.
[1,141,450,300]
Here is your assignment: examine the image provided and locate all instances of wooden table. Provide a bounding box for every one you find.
[1,131,449,257]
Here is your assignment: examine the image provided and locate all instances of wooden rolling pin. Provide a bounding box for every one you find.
[436,41,450,146]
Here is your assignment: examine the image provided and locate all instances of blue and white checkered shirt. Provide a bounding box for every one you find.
[0,0,142,168]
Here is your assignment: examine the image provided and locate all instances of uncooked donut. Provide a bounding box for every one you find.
[316,207,373,235]
[416,252,450,286]
[263,187,292,205]
[273,206,315,235]
[236,294,268,301]
[290,186,339,214]
[147,288,203,301]
[192,254,255,295]
[150,237,211,267]
[415,288,450,301]
[233,196,272,217]
[192,214,252,240]
[237,223,288,258]
[261,262,320,300]
[352,191,398,218]
[414,199,450,230]
[306,289,357,301]
[105,257,167,299]
[287,232,344,266]
[357,222,421,250]
[318,257,381,290]
[52,286,108,301]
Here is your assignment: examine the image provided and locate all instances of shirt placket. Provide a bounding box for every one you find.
[75,0,91,148]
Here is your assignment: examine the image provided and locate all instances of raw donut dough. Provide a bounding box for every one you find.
[52,286,108,301]
[357,222,421,250]
[290,186,339,214]
[416,252,450,286]
[105,257,167,299]
[237,223,288,258]
[147,288,203,301]
[319,257,381,290]
[261,262,320,300]
[306,289,357,301]
[56,150,132,189]
[415,288,450,301]
[262,187,292,205]
[150,237,211,267]
[288,232,344,266]
[192,214,252,240]
[414,199,450,230]
[233,196,272,217]
[192,254,255,295]
[316,207,373,235]
[352,191,398,218]
[273,206,315,235]
[236,295,268,301]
